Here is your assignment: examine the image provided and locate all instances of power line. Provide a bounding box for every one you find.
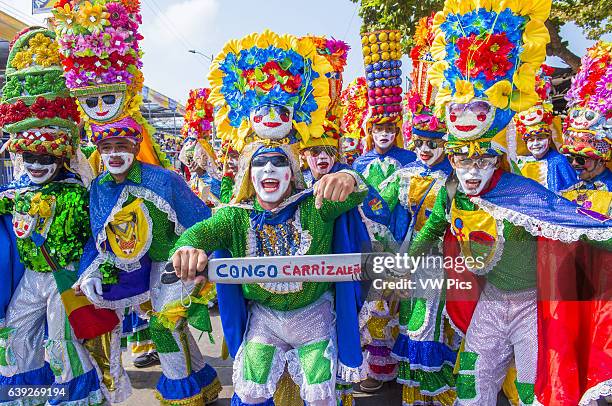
[343,3,358,40]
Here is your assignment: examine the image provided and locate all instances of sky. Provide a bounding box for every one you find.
[2,0,611,104]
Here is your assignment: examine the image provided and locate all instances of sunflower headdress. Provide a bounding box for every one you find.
[208,30,333,152]
[428,0,552,156]
[561,41,612,161]
[1,28,80,158]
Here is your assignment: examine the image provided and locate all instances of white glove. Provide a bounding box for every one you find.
[80,277,103,302]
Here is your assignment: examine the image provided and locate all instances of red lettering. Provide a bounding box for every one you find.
[282,265,291,276]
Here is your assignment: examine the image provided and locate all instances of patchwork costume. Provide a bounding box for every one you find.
[339,78,369,166]
[0,28,113,406]
[422,2,612,405]
[194,31,366,406]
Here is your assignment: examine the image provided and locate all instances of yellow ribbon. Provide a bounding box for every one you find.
[446,139,487,157]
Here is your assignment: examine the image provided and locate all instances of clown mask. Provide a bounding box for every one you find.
[567,107,601,131]
[453,155,498,195]
[518,105,545,126]
[372,122,397,151]
[22,152,59,184]
[446,99,496,140]
[101,152,134,175]
[305,147,336,179]
[414,138,445,167]
[328,72,343,106]
[79,91,126,123]
[526,136,550,159]
[250,153,292,204]
[250,104,294,140]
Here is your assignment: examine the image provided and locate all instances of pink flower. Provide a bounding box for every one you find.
[103,27,129,54]
[106,3,129,28]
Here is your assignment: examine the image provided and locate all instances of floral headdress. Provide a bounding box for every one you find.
[52,0,168,166]
[514,65,555,142]
[1,28,80,158]
[300,36,350,150]
[429,0,551,155]
[339,77,368,163]
[208,30,333,152]
[361,30,404,128]
[179,88,220,174]
[561,41,611,161]
[406,16,446,142]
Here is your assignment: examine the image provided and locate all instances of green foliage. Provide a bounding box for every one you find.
[350,0,611,47]
[551,0,611,39]
[349,0,443,50]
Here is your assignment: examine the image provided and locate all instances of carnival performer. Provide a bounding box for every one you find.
[339,78,368,166]
[298,35,395,405]
[355,29,412,392]
[353,30,415,189]
[52,1,221,403]
[511,66,576,192]
[74,117,221,405]
[414,2,612,405]
[171,31,366,406]
[178,88,223,207]
[0,27,115,405]
[375,16,457,405]
[536,40,612,406]
[560,41,612,216]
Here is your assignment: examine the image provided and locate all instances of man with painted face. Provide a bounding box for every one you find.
[0,27,112,405]
[171,141,368,406]
[376,37,458,401]
[512,68,577,193]
[353,30,415,189]
[75,117,222,405]
[420,6,612,405]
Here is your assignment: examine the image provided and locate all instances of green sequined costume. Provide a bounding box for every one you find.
[172,188,367,404]
[0,177,106,405]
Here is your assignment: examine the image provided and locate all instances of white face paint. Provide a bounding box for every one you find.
[373,131,396,150]
[456,166,496,196]
[249,104,294,140]
[24,162,57,184]
[305,150,334,179]
[101,152,134,175]
[251,160,292,204]
[568,107,600,130]
[526,137,550,159]
[415,140,445,167]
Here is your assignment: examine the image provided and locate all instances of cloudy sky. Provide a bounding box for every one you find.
[3,0,611,104]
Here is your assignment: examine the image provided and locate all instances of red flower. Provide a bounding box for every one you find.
[456,34,515,81]
[56,97,79,121]
[0,104,12,126]
[121,0,141,13]
[9,100,30,123]
[31,97,57,120]
[54,0,71,9]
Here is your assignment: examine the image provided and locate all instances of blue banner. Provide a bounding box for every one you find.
[32,0,57,15]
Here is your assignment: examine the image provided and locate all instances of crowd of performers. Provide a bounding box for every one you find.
[0,0,610,405]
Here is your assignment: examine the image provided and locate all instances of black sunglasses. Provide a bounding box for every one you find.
[85,94,117,108]
[22,152,58,165]
[566,155,587,166]
[414,139,441,149]
[251,155,290,168]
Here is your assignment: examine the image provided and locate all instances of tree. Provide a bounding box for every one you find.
[349,0,611,72]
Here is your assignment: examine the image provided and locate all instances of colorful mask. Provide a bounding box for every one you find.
[251,154,292,203]
[429,1,550,156]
